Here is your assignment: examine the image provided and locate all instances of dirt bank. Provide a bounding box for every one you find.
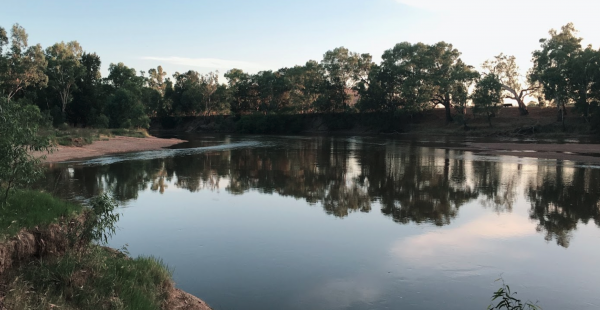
[463,142,600,163]
[38,136,186,163]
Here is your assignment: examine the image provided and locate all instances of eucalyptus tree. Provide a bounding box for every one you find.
[568,46,600,120]
[45,41,84,116]
[254,69,291,113]
[378,42,476,123]
[530,23,583,130]
[321,47,372,111]
[472,73,503,127]
[171,70,203,115]
[286,60,324,113]
[225,68,254,114]
[71,52,104,126]
[107,62,143,89]
[482,54,537,115]
[0,24,47,102]
[425,42,479,123]
[147,65,167,94]
[105,62,149,128]
[371,42,431,113]
[199,71,219,116]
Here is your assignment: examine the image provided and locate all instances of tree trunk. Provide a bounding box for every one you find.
[488,114,493,128]
[561,103,566,132]
[444,95,453,123]
[516,97,529,116]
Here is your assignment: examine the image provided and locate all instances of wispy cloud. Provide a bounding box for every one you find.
[141,56,265,71]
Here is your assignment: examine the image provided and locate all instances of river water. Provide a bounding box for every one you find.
[42,134,600,310]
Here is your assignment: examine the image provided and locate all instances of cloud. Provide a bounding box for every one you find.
[141,56,265,71]
[391,213,536,266]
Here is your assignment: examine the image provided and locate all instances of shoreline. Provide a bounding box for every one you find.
[456,142,600,164]
[38,135,187,163]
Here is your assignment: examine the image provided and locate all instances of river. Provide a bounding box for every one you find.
[42,134,600,310]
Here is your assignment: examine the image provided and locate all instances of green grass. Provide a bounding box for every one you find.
[3,246,173,310]
[0,190,82,240]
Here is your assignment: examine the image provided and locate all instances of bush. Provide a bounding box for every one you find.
[0,98,53,205]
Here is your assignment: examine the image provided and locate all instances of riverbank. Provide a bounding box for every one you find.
[0,190,211,310]
[150,106,599,138]
[39,135,186,163]
[460,142,600,164]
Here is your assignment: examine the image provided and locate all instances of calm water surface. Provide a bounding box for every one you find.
[43,135,600,310]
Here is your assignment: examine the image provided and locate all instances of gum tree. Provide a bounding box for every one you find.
[0,24,47,102]
[482,54,537,115]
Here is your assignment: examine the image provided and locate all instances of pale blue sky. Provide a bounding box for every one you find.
[2,0,599,80]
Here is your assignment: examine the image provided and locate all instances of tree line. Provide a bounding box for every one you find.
[1,23,599,130]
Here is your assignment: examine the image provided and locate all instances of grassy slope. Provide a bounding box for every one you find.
[0,190,175,310]
[3,246,172,310]
[0,190,81,240]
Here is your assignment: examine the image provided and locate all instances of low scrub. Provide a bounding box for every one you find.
[3,246,172,310]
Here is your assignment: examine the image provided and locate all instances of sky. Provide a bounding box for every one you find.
[1,0,599,81]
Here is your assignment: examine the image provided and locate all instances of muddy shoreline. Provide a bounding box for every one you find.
[38,136,186,163]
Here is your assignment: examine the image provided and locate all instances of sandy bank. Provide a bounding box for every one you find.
[464,142,600,163]
[38,136,186,163]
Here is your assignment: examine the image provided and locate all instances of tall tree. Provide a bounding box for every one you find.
[225,68,253,114]
[530,23,583,130]
[472,73,503,127]
[73,52,105,126]
[147,65,167,94]
[287,60,324,113]
[568,46,600,120]
[482,54,537,115]
[199,71,219,116]
[321,47,372,111]
[0,24,47,102]
[45,41,83,116]
[425,42,478,123]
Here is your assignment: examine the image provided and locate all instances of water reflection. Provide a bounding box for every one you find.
[42,136,600,248]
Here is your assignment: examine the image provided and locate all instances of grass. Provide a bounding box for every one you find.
[2,246,172,310]
[39,127,150,147]
[0,190,82,240]
[0,190,176,310]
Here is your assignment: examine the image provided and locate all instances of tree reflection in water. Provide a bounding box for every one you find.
[41,136,600,248]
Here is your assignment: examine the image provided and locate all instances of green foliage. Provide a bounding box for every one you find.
[67,193,119,250]
[0,189,82,239]
[6,246,172,310]
[488,280,541,310]
[0,23,48,101]
[472,74,503,127]
[530,23,584,128]
[0,98,52,205]
[45,41,83,115]
[106,88,150,129]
